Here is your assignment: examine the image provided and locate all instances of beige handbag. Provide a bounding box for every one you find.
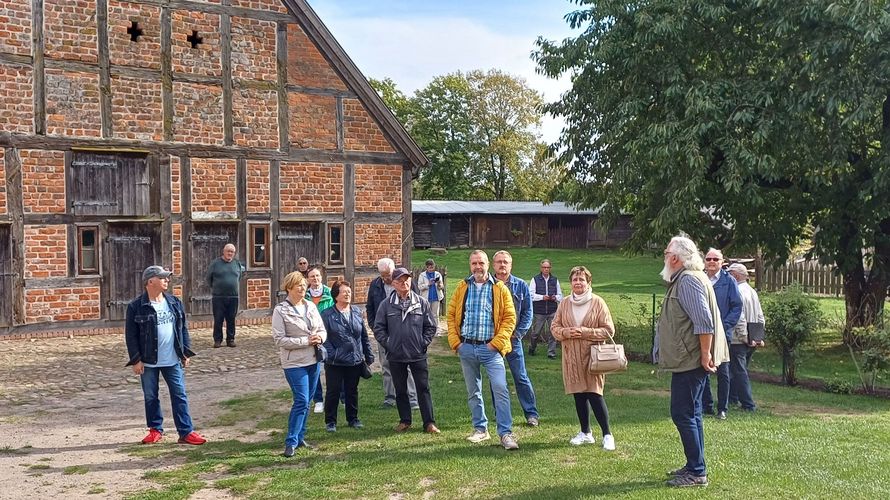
[588,332,628,374]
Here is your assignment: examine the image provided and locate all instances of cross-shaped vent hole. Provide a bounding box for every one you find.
[187,30,203,49]
[127,21,143,42]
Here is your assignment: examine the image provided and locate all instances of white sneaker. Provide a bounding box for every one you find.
[313,402,324,414]
[466,429,491,443]
[602,434,616,451]
[569,432,595,446]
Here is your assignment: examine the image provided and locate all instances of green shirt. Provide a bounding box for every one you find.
[206,258,243,298]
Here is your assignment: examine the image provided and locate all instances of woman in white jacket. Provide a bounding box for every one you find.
[416,259,445,318]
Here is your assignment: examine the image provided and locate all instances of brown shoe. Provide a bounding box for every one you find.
[424,423,441,434]
[213,341,222,348]
[394,422,411,433]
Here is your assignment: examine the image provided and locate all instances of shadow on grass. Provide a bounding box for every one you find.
[494,479,664,499]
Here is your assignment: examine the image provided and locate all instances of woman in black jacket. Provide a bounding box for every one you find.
[320,281,374,432]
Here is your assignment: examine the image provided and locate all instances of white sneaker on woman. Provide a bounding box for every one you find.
[569,432,595,446]
[602,434,616,451]
[313,402,323,414]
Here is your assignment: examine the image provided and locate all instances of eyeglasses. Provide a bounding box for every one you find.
[705,257,721,262]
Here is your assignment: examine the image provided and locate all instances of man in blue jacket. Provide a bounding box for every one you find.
[125,265,206,446]
[493,250,539,427]
[701,248,742,420]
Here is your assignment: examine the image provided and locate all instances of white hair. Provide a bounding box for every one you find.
[669,236,704,272]
[706,247,723,259]
[376,258,395,273]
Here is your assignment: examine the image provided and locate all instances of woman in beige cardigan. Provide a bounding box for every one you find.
[551,266,616,451]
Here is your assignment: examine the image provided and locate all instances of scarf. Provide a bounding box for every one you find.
[569,289,593,306]
[570,289,593,327]
[308,285,324,298]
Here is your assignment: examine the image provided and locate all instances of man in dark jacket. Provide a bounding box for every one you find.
[125,265,206,446]
[373,267,439,434]
[701,248,742,420]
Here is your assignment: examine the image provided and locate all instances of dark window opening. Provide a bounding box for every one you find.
[250,224,270,268]
[187,30,203,49]
[328,224,343,265]
[78,226,99,275]
[127,21,143,42]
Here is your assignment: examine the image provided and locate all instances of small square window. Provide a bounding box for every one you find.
[78,226,99,275]
[327,223,343,265]
[250,224,270,268]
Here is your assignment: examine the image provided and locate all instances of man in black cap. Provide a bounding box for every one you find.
[125,265,206,446]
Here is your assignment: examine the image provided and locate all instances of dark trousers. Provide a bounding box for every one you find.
[702,362,730,413]
[324,364,362,426]
[211,297,238,343]
[670,367,708,477]
[573,392,611,436]
[729,344,756,410]
[390,358,435,427]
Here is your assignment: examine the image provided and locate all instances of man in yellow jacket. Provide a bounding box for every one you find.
[447,249,518,450]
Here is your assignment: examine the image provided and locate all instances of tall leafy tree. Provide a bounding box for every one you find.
[534,1,890,339]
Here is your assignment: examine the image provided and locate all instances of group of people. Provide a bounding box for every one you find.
[123,235,764,488]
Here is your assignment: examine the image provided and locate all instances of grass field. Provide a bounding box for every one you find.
[129,341,890,499]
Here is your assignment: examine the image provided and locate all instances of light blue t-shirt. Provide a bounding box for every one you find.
[144,298,178,368]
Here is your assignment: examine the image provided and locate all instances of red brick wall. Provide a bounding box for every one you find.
[21,150,66,214]
[286,24,347,90]
[190,158,237,213]
[233,88,278,148]
[173,82,224,145]
[288,93,337,149]
[352,275,374,305]
[172,10,221,77]
[45,0,98,63]
[45,69,102,137]
[0,0,32,56]
[108,1,162,70]
[279,162,344,213]
[25,287,101,323]
[231,17,277,82]
[23,225,68,278]
[170,156,181,213]
[247,278,271,309]
[355,164,403,212]
[344,98,395,153]
[232,0,288,13]
[355,223,401,267]
[246,160,270,213]
[111,76,163,141]
[0,149,5,214]
[0,64,34,134]
[172,223,182,276]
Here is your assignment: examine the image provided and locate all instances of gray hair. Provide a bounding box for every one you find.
[706,247,723,259]
[540,258,551,265]
[376,257,395,273]
[669,236,704,272]
[469,249,489,262]
[493,250,512,261]
[223,243,236,253]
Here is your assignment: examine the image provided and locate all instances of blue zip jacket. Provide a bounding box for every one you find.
[125,292,195,366]
[712,268,742,341]
[498,274,533,339]
[321,305,375,367]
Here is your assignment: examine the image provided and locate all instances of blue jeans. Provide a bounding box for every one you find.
[729,344,756,410]
[670,367,708,477]
[140,363,194,438]
[312,362,324,403]
[503,337,538,419]
[458,343,513,437]
[283,364,320,447]
[702,362,730,413]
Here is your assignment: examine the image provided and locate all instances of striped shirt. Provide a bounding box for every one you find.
[460,274,496,341]
[674,271,715,335]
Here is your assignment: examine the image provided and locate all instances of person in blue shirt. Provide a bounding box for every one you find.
[701,248,742,420]
[417,259,445,319]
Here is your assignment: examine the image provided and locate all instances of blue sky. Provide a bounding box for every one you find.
[309,0,584,142]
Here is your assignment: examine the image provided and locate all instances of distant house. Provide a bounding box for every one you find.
[412,201,633,249]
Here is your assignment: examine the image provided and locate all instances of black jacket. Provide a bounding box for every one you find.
[125,292,195,366]
[373,291,437,362]
[365,275,420,323]
[321,305,375,367]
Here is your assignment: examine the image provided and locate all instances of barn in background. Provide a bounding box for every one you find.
[0,0,427,335]
[412,200,633,249]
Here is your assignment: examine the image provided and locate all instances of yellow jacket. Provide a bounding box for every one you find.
[447,275,516,355]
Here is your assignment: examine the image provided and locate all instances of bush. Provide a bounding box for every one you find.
[824,377,854,395]
[857,325,890,392]
[763,283,822,385]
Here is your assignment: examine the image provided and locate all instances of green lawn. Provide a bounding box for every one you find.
[128,342,890,499]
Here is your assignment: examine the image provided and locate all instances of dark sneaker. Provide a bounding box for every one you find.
[716,411,727,420]
[526,416,539,427]
[547,354,557,359]
[226,339,236,348]
[213,341,222,348]
[326,423,337,432]
[348,420,364,429]
[667,466,690,477]
[283,445,295,457]
[666,474,708,487]
[141,428,163,444]
[177,432,207,445]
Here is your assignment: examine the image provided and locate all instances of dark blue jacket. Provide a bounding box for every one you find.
[498,274,533,339]
[712,268,743,341]
[125,292,195,366]
[373,291,437,362]
[365,275,419,323]
[321,305,375,367]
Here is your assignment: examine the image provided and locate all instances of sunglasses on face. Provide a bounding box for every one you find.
[705,258,721,262]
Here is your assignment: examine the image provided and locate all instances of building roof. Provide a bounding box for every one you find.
[283,0,429,169]
[412,200,601,215]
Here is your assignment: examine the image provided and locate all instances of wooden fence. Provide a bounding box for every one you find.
[760,260,843,296]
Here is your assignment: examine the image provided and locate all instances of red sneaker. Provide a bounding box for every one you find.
[141,428,163,444]
[177,432,207,445]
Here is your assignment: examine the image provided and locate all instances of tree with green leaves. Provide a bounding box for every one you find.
[534,0,890,340]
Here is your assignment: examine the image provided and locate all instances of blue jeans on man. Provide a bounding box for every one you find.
[458,343,513,436]
[729,344,756,410]
[140,363,194,438]
[503,337,538,420]
[701,362,730,414]
[670,367,708,477]
[283,363,320,447]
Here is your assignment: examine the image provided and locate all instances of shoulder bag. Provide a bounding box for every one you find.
[589,331,628,374]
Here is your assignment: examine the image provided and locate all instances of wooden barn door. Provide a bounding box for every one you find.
[105,223,160,320]
[0,226,13,327]
[189,223,239,316]
[70,152,150,216]
[277,222,320,299]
